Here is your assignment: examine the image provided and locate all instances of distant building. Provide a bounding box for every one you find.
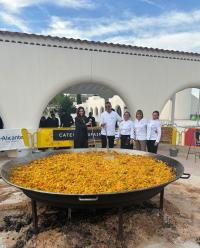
[76,95,126,122]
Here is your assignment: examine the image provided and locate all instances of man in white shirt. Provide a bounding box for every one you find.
[100,101,122,148]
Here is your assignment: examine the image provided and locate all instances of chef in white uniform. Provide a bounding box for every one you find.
[116,111,134,149]
[147,111,161,154]
[134,109,147,151]
[100,101,122,148]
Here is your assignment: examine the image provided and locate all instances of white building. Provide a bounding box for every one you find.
[1,30,200,129]
[76,95,126,122]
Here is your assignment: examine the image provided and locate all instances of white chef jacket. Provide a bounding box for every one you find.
[100,111,122,136]
[134,118,147,140]
[116,120,134,138]
[147,119,161,143]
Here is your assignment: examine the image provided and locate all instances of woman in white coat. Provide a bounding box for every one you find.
[134,109,147,151]
[147,111,161,154]
[117,111,134,149]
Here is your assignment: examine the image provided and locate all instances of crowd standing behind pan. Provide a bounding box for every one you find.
[73,101,161,154]
[39,101,161,154]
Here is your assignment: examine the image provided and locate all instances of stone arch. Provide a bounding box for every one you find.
[38,80,131,126]
[160,86,200,121]
[160,84,200,116]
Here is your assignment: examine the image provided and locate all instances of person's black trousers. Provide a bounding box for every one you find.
[120,135,133,149]
[101,135,115,148]
[147,140,158,154]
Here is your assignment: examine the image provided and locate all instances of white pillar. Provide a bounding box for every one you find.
[171,94,176,124]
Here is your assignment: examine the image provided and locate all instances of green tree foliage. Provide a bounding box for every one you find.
[49,94,76,117]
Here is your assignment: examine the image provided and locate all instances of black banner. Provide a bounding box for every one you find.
[88,129,101,139]
[53,130,74,140]
[53,129,101,141]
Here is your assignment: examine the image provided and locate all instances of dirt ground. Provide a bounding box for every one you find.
[0,146,200,248]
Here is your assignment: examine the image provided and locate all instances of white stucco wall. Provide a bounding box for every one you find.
[1,32,200,129]
[175,88,192,119]
[160,99,172,120]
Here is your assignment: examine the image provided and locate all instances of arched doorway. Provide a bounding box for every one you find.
[39,82,130,127]
[160,87,200,126]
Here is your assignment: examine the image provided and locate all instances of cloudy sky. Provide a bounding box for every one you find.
[1,0,200,52]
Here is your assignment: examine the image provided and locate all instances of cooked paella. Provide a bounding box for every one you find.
[10,152,176,194]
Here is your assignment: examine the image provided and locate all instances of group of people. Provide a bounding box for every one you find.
[1,104,161,153]
[74,101,161,154]
[117,108,161,154]
[39,111,74,128]
[39,111,96,130]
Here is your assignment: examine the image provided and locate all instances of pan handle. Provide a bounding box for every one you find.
[180,173,191,179]
[79,196,99,201]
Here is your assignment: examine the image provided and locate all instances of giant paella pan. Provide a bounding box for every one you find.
[1,148,190,209]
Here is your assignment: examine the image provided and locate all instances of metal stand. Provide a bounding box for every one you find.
[30,193,165,241]
[68,208,72,221]
[31,199,38,234]
[159,189,164,210]
[117,207,124,241]
[158,189,165,225]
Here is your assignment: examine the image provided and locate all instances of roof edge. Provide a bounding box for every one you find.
[0,30,200,57]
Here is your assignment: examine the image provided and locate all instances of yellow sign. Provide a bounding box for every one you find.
[21,128,30,147]
[22,127,102,148]
[37,128,73,148]
[22,126,177,148]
